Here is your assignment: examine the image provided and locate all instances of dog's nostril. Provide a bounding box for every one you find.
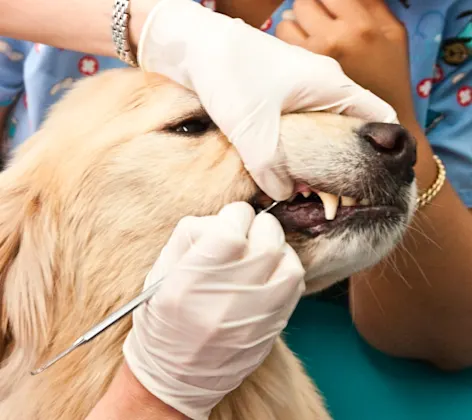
[358,122,417,183]
[359,122,410,155]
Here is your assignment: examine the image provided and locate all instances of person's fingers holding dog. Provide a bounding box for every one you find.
[276,0,415,122]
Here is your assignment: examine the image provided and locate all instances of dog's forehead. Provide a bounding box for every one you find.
[156,86,204,116]
[73,69,205,121]
[145,81,204,117]
[38,71,208,148]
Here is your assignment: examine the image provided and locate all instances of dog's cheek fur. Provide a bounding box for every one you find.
[96,129,257,221]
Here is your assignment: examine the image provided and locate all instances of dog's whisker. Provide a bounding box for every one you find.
[366,279,386,315]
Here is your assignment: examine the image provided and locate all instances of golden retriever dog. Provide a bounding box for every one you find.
[0,68,417,420]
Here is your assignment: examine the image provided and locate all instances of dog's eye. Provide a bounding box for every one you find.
[172,118,214,135]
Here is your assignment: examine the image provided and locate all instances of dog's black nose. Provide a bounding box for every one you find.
[359,122,417,174]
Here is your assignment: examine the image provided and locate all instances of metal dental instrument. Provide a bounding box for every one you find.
[30,276,165,376]
[257,200,279,214]
[31,201,280,376]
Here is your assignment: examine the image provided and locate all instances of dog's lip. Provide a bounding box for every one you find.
[259,201,402,238]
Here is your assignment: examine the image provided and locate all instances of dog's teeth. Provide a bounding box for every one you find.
[301,191,311,198]
[359,198,371,206]
[317,191,339,220]
[341,196,357,207]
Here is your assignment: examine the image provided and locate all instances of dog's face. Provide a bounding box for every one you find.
[2,69,416,300]
[0,69,417,402]
[0,67,418,419]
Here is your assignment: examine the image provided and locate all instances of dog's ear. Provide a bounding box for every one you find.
[0,182,57,365]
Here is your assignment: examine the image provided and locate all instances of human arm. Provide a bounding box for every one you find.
[351,120,472,371]
[0,0,155,56]
[276,0,472,369]
[86,363,188,420]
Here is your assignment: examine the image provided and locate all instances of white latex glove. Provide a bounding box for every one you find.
[138,0,398,201]
[123,202,305,420]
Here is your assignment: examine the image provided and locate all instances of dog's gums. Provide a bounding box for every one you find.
[271,201,402,237]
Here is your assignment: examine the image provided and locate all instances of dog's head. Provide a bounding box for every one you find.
[0,69,416,367]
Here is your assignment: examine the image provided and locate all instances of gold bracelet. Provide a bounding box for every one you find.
[416,154,446,209]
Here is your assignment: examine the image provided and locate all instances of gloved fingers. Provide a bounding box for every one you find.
[174,253,282,293]
[228,102,294,202]
[178,230,301,299]
[213,261,304,350]
[146,202,255,287]
[279,53,398,123]
[188,201,256,266]
[137,0,215,75]
[336,87,399,123]
[203,212,292,286]
[144,215,217,287]
[258,243,306,312]
[228,100,280,172]
[167,202,254,262]
[247,212,285,254]
[288,80,398,124]
[216,201,256,236]
[250,168,294,202]
[167,219,249,273]
[171,244,279,291]
[223,247,304,346]
[172,213,293,289]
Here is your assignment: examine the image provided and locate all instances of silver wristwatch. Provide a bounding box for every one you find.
[112,0,139,67]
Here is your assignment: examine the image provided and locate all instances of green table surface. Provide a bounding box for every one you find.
[284,295,472,420]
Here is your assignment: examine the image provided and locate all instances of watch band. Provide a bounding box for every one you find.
[112,0,139,67]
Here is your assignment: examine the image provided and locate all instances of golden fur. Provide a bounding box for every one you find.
[0,69,416,419]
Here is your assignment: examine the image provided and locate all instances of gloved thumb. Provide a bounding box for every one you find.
[217,201,256,236]
[228,103,294,202]
[247,212,286,255]
[144,215,217,285]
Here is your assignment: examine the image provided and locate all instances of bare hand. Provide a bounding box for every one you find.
[276,0,416,123]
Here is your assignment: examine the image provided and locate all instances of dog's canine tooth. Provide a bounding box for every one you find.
[316,191,339,220]
[359,198,371,206]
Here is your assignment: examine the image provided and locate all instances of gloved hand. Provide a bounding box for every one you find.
[137,0,398,201]
[123,202,305,420]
